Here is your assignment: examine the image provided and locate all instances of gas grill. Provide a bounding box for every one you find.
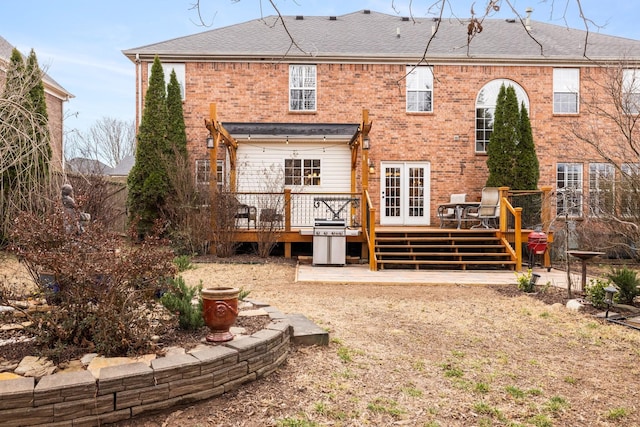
[312,218,347,266]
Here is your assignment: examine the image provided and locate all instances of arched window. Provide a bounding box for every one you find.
[475,79,529,153]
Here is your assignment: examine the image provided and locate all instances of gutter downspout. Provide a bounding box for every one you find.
[135,53,142,138]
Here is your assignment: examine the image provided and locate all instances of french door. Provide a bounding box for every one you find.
[380,162,430,225]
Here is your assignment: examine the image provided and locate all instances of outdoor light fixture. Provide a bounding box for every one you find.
[206,135,214,149]
[604,285,618,318]
[368,160,375,174]
[363,135,370,150]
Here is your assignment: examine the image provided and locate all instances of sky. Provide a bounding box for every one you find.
[1,0,639,142]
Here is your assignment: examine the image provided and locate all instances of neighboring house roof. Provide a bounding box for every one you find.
[0,35,73,101]
[123,10,640,64]
[107,155,135,177]
[66,157,113,175]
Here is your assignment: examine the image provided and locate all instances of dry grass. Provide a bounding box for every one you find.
[125,260,640,427]
[3,255,640,426]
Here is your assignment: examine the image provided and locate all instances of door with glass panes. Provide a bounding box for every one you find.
[379,162,430,225]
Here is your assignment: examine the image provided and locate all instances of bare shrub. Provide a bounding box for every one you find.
[210,187,240,257]
[163,149,211,255]
[9,209,176,358]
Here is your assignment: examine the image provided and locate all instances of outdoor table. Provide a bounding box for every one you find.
[438,201,480,229]
[567,250,606,291]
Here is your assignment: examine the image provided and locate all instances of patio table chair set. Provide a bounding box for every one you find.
[437,187,500,229]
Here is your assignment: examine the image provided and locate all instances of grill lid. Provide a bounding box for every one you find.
[314,218,346,227]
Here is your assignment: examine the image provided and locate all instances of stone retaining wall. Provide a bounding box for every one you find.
[0,318,292,427]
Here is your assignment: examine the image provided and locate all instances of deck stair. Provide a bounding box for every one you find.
[374,228,516,270]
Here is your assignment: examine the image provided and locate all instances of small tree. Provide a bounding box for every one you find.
[514,102,539,190]
[486,84,520,188]
[65,117,135,168]
[127,56,170,237]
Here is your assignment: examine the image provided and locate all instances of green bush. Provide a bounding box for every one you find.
[585,278,610,309]
[173,255,194,272]
[516,269,537,293]
[606,267,640,305]
[161,277,204,330]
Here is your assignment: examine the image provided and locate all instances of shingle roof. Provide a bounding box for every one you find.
[223,123,359,140]
[123,10,640,64]
[0,35,73,99]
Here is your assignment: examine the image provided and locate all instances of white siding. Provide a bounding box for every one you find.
[235,141,353,227]
[236,141,351,192]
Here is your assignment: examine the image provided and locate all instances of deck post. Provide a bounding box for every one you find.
[207,103,218,255]
[514,207,523,271]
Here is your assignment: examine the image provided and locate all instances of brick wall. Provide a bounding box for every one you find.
[137,60,622,221]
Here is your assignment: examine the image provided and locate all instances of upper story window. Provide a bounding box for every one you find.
[553,68,579,114]
[475,79,529,153]
[588,163,614,217]
[623,69,640,115]
[148,62,186,99]
[284,158,320,186]
[289,65,316,111]
[406,66,433,112]
[557,162,583,217]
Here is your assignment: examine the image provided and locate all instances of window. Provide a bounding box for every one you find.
[588,163,614,216]
[289,65,316,111]
[195,159,224,188]
[406,66,433,112]
[284,158,320,186]
[553,68,579,114]
[621,163,640,216]
[557,163,583,217]
[623,69,640,115]
[303,159,321,185]
[148,62,186,99]
[475,79,529,153]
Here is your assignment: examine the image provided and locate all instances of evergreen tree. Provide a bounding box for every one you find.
[486,84,524,188]
[26,49,51,175]
[127,56,170,236]
[166,69,187,158]
[514,101,539,190]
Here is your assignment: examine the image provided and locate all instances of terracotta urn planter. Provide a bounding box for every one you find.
[201,287,240,343]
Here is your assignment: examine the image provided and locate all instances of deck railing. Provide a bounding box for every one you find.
[498,187,523,271]
[363,190,377,271]
[235,190,362,230]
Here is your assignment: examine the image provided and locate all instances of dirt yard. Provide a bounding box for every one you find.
[3,255,640,426]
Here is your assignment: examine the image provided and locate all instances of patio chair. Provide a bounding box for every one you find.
[234,200,257,229]
[259,208,284,228]
[467,187,500,229]
[437,193,466,228]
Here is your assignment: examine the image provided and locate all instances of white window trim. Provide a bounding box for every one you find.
[553,68,579,114]
[474,79,529,154]
[284,158,321,186]
[148,62,186,100]
[289,64,317,112]
[557,162,583,217]
[195,159,224,188]
[588,163,614,217]
[621,163,640,217]
[623,69,640,115]
[406,66,433,113]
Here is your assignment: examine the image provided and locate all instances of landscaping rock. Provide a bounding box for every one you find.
[14,356,56,379]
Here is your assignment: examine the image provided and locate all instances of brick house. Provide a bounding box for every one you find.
[0,35,73,171]
[123,10,640,268]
